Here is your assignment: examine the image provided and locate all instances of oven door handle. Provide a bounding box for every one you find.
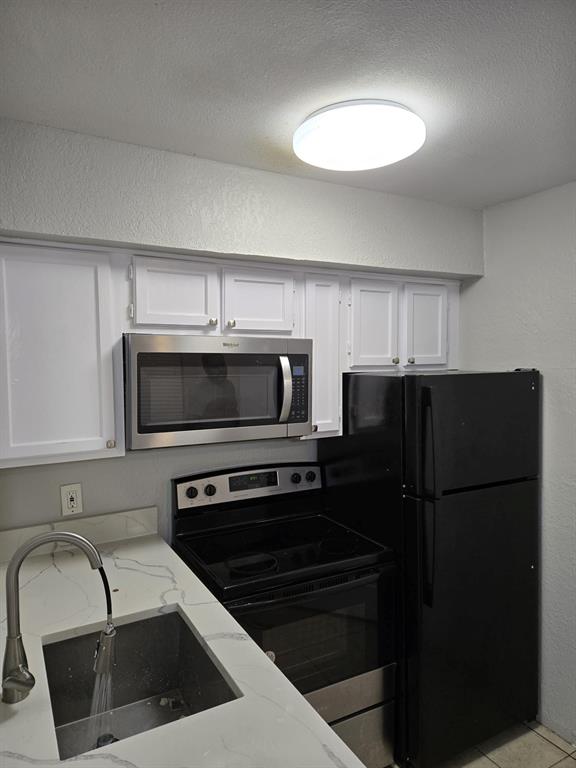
[227,570,385,612]
[278,356,293,423]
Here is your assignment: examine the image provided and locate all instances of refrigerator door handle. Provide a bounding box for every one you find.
[422,501,436,607]
[421,386,437,498]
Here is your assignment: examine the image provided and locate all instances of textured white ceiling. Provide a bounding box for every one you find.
[1,0,575,209]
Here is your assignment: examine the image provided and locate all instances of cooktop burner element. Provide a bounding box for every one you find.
[227,552,279,577]
[319,535,358,559]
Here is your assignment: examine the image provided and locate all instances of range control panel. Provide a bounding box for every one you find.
[175,465,322,511]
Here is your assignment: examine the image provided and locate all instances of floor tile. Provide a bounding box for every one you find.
[552,759,576,767]
[478,723,567,768]
[437,747,496,767]
[528,721,576,755]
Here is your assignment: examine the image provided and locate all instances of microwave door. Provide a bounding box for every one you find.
[128,348,291,448]
[278,356,293,423]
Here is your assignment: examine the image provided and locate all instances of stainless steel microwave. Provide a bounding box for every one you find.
[124,334,313,449]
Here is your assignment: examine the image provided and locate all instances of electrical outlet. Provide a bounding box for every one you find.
[60,483,83,516]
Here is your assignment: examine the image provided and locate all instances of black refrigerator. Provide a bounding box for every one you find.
[319,370,540,768]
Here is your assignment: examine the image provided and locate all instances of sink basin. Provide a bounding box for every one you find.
[43,609,240,759]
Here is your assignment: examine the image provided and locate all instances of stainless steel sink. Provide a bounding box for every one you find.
[43,609,239,759]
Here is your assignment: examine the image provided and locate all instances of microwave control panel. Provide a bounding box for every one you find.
[289,356,309,423]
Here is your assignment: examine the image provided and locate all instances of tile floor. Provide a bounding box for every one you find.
[436,722,576,768]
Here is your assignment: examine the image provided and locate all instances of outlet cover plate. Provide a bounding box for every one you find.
[60,483,83,516]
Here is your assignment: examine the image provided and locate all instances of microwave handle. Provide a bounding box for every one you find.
[278,356,293,423]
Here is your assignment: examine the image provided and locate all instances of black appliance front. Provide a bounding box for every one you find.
[403,481,539,768]
[319,370,541,768]
[171,463,398,768]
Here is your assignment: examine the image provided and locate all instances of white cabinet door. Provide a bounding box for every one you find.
[404,283,448,365]
[134,257,220,328]
[0,247,119,464]
[350,279,400,367]
[305,275,340,433]
[223,268,294,332]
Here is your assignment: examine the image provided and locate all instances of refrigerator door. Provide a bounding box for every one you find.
[402,481,539,768]
[404,371,540,497]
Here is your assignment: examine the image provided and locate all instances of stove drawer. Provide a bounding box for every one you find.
[332,701,395,768]
[305,663,395,723]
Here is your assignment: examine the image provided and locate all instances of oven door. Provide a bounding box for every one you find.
[226,565,395,697]
[125,335,311,448]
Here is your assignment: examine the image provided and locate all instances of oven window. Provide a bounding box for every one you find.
[137,353,280,432]
[229,571,395,695]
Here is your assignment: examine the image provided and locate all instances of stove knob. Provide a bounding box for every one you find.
[305,471,317,483]
[291,472,302,484]
[186,486,198,499]
[204,484,217,497]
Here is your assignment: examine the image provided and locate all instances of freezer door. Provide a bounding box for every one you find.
[401,482,539,768]
[404,371,540,496]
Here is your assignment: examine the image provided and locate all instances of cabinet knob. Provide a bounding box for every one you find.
[392,356,400,365]
[407,357,415,364]
[106,439,116,449]
[208,317,218,326]
[227,319,237,328]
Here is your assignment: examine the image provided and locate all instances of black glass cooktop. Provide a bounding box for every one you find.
[176,514,393,599]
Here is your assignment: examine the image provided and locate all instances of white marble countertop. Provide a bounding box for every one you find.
[0,511,366,768]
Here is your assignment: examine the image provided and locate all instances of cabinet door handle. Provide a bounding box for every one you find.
[227,319,237,328]
[392,356,400,365]
[208,318,218,326]
[408,357,415,364]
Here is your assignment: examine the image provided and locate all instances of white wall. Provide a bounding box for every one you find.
[460,182,576,742]
[0,117,483,539]
[0,118,483,277]
[0,117,482,540]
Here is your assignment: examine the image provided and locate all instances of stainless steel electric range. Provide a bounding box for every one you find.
[172,463,397,768]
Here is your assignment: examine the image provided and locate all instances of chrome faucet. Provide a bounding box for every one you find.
[2,531,112,704]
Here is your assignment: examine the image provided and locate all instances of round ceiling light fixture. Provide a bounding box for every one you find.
[292,99,426,171]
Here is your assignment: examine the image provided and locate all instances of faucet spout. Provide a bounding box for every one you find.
[2,531,108,704]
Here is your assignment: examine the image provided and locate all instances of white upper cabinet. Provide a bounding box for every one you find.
[350,279,400,367]
[404,283,448,365]
[134,257,220,328]
[305,274,341,433]
[0,246,121,466]
[223,267,294,332]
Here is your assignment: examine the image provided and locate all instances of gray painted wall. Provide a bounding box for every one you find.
[0,439,316,540]
[460,182,576,742]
